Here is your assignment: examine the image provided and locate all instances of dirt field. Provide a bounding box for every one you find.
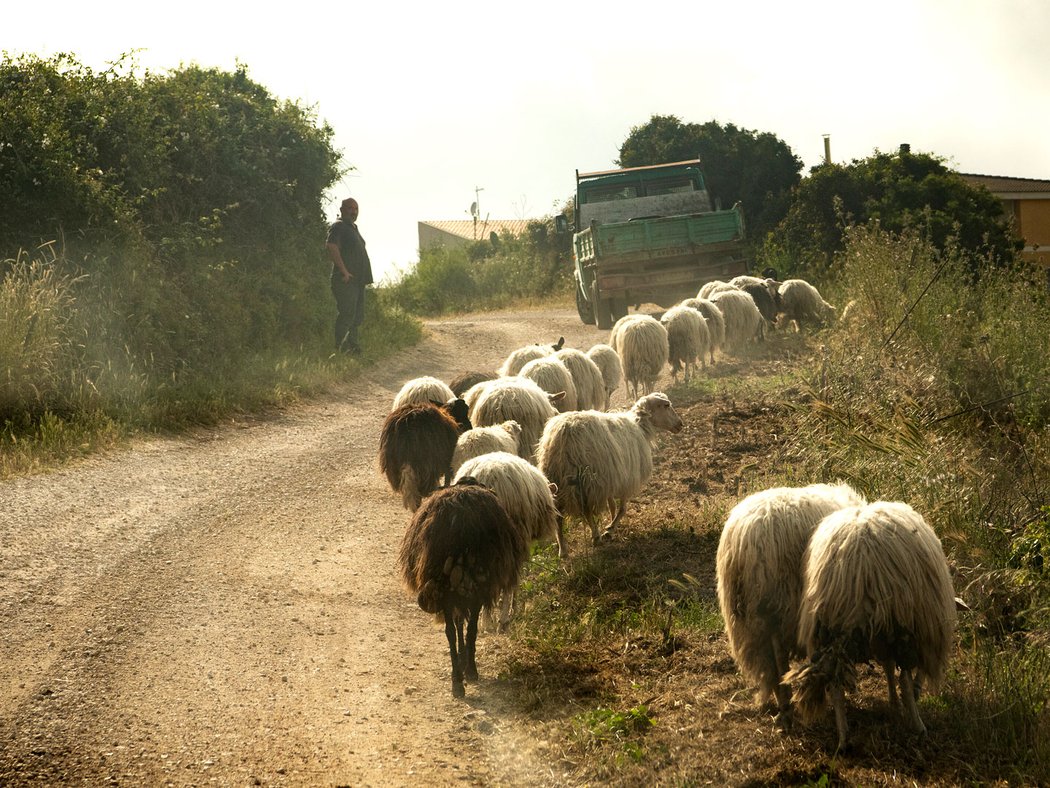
[0,306,991,786]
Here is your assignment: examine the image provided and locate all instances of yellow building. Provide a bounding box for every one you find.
[959,173,1050,270]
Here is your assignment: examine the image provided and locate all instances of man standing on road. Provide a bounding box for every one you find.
[325,197,374,355]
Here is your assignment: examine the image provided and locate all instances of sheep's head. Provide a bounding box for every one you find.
[500,420,523,443]
[634,392,683,434]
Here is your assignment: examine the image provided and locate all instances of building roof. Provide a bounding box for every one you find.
[418,219,531,242]
[959,173,1050,198]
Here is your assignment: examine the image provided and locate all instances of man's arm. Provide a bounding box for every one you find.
[326,242,352,283]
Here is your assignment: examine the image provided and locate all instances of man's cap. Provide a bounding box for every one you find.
[341,198,358,210]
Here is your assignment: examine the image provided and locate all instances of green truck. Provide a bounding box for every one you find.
[565,159,749,329]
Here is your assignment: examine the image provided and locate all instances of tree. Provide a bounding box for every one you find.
[618,114,803,244]
[772,149,1019,274]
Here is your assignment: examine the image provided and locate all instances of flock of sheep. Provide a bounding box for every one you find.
[378,274,957,750]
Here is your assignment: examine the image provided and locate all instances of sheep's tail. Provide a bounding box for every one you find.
[401,465,422,511]
[786,641,857,725]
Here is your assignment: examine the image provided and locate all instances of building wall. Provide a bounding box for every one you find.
[1014,200,1050,268]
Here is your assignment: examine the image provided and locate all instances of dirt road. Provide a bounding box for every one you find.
[0,307,628,787]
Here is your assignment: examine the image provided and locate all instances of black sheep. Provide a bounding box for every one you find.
[378,402,460,511]
[398,480,529,697]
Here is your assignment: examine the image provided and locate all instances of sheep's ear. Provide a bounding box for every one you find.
[553,336,565,350]
[549,391,566,405]
[548,482,558,496]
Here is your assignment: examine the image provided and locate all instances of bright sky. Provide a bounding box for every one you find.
[6,0,1050,283]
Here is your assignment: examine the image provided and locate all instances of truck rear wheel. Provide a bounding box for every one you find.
[592,282,613,330]
[575,283,595,325]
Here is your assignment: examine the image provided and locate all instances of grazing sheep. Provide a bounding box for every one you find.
[454,451,565,628]
[787,501,957,749]
[451,420,522,472]
[740,283,779,330]
[392,376,456,410]
[536,392,683,545]
[498,337,565,377]
[554,347,607,411]
[709,289,764,354]
[449,370,497,398]
[698,280,737,299]
[778,278,836,331]
[586,343,624,403]
[715,483,867,721]
[470,376,561,462]
[610,314,669,399]
[397,479,529,697]
[679,297,725,364]
[379,402,462,511]
[520,355,578,412]
[660,305,711,384]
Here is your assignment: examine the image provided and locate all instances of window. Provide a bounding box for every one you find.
[644,177,697,196]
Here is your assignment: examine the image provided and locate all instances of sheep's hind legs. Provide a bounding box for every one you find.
[463,607,481,683]
[600,499,627,541]
[899,669,926,736]
[444,608,465,698]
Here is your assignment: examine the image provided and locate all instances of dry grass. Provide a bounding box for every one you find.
[487,330,1048,786]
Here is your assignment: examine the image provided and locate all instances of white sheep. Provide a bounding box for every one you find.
[678,297,725,364]
[451,420,522,472]
[715,483,866,721]
[519,356,577,413]
[536,392,683,545]
[708,289,764,354]
[698,280,737,299]
[787,501,957,749]
[498,337,565,377]
[392,376,456,410]
[554,347,607,411]
[586,343,624,403]
[470,376,561,462]
[609,314,669,399]
[777,278,836,331]
[660,305,711,384]
[454,451,565,629]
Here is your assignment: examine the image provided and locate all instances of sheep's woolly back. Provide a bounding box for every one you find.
[449,370,497,398]
[470,376,558,462]
[715,483,866,703]
[392,376,456,410]
[454,451,560,545]
[397,482,528,617]
[778,278,835,328]
[679,298,725,355]
[499,344,554,377]
[520,356,578,412]
[797,501,957,694]
[587,343,623,400]
[378,402,461,510]
[452,420,522,472]
[610,315,669,397]
[554,347,607,411]
[660,305,711,380]
[698,280,736,299]
[536,393,681,521]
[709,289,763,353]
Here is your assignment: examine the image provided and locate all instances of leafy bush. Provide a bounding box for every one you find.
[382,218,573,315]
[767,149,1019,276]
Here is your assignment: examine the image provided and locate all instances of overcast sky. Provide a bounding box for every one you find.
[6,0,1050,283]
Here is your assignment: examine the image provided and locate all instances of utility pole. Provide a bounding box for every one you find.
[472,186,484,240]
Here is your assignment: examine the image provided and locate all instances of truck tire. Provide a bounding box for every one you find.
[592,281,613,330]
[575,283,595,325]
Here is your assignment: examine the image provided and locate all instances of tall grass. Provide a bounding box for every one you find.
[795,224,1050,776]
[0,246,422,475]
